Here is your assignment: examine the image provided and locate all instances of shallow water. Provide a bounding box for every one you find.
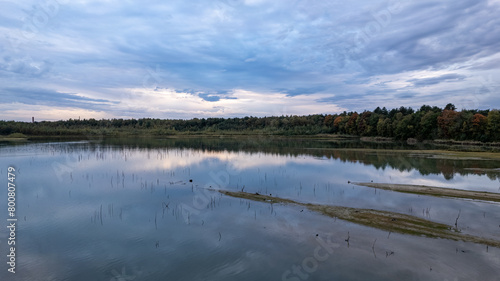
[1,137,499,280]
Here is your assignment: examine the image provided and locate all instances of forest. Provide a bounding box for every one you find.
[1,104,499,142]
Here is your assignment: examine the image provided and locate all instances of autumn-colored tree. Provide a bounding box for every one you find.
[324,114,334,127]
[470,113,487,140]
[346,113,359,135]
[437,109,461,139]
[333,115,348,134]
[333,116,343,127]
[357,111,373,136]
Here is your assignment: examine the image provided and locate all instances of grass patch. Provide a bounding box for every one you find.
[6,133,28,138]
[0,133,28,141]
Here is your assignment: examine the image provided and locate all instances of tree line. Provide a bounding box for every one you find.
[1,104,499,142]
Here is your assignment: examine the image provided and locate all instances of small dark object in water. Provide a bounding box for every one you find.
[300,210,304,212]
[316,234,319,237]
[189,179,193,182]
[255,192,260,195]
[269,193,272,196]
[371,180,373,182]
[348,181,351,184]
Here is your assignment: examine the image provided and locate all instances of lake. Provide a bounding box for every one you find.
[1,136,499,280]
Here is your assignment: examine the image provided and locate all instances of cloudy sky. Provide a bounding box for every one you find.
[1,0,499,121]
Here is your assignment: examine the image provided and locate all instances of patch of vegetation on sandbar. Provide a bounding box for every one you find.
[219,190,500,248]
[0,133,28,141]
[353,182,500,203]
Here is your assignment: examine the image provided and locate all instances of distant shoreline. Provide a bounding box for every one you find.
[2,133,500,153]
[1,104,499,143]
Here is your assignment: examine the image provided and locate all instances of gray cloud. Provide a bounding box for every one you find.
[408,74,467,87]
[276,86,327,97]
[0,0,499,120]
[0,87,116,110]
[341,0,500,75]
[0,56,52,77]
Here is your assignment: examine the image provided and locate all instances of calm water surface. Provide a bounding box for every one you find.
[1,137,499,280]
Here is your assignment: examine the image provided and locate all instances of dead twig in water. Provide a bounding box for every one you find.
[455,209,461,229]
[372,238,377,258]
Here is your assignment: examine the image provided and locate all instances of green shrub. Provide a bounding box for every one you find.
[6,133,27,138]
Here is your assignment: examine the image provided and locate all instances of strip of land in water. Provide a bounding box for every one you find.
[353,182,500,202]
[0,137,27,142]
[219,190,500,248]
[305,147,500,160]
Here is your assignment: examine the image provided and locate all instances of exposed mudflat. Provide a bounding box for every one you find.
[312,148,500,160]
[353,182,500,203]
[219,190,500,248]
